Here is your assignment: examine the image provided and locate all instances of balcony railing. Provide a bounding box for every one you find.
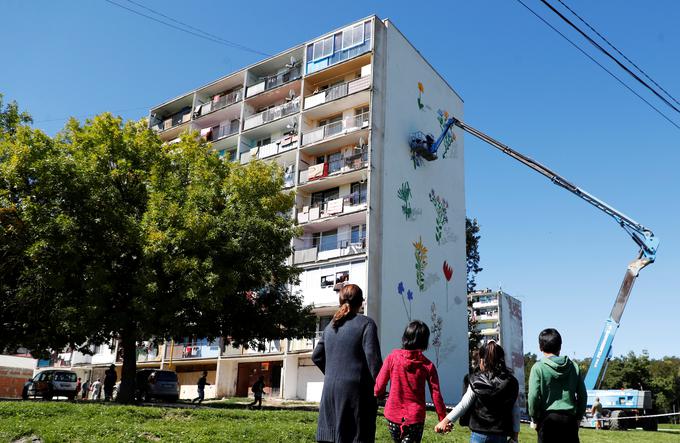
[299,148,368,184]
[472,300,498,309]
[222,339,283,357]
[294,237,366,264]
[246,66,302,98]
[151,111,191,132]
[164,340,221,360]
[306,39,372,74]
[205,121,240,142]
[194,89,243,118]
[136,346,161,363]
[304,76,372,109]
[243,98,300,130]
[297,192,367,224]
[302,112,369,146]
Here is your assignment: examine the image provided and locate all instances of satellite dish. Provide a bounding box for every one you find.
[286,89,296,101]
[286,56,298,68]
[286,118,298,130]
[359,137,366,148]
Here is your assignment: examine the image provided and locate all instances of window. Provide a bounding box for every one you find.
[313,228,338,252]
[342,23,365,50]
[350,182,367,205]
[321,275,335,288]
[351,224,366,244]
[319,114,343,127]
[311,187,339,207]
[328,151,343,174]
[312,36,334,61]
[256,137,271,147]
[335,270,349,284]
[318,316,332,331]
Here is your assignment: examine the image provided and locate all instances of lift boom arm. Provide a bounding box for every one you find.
[410,116,659,390]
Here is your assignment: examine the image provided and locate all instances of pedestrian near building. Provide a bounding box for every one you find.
[374,320,448,443]
[192,371,210,404]
[81,379,90,400]
[91,378,102,401]
[528,328,587,443]
[104,364,117,401]
[435,341,520,443]
[75,377,82,401]
[590,397,603,430]
[249,376,265,409]
[312,284,383,443]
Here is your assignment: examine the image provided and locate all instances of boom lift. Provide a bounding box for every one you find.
[410,117,659,430]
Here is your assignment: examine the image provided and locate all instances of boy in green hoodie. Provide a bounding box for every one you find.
[528,328,587,443]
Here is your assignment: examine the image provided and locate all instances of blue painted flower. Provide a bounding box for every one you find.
[407,289,414,301]
[397,281,405,295]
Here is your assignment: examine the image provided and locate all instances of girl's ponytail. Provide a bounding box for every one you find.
[332,284,364,329]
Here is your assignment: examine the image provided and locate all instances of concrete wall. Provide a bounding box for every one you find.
[294,259,367,307]
[215,359,238,398]
[373,19,468,404]
[296,357,324,401]
[500,294,526,410]
[0,356,36,398]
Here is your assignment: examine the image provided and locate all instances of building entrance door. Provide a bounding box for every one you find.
[235,361,283,398]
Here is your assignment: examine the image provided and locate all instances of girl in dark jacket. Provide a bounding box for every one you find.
[312,284,383,443]
[435,341,520,443]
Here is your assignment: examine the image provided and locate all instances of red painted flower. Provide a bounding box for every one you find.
[442,261,453,281]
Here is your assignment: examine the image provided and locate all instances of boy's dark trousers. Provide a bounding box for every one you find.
[537,411,580,443]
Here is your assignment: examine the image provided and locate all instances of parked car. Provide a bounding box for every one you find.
[112,369,180,403]
[22,370,78,400]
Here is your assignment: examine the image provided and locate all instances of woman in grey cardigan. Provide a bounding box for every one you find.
[312,284,383,443]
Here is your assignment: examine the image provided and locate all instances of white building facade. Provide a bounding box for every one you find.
[47,16,470,403]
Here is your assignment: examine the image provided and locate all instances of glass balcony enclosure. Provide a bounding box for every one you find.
[305,20,373,75]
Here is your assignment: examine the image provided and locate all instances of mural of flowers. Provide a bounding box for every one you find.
[417,82,425,109]
[397,281,414,321]
[436,109,456,159]
[413,236,428,292]
[429,189,449,244]
[411,150,424,170]
[397,182,413,220]
[430,302,443,366]
[442,261,453,311]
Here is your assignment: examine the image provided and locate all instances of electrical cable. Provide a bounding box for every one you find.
[555,0,680,107]
[33,106,151,124]
[512,0,680,131]
[102,0,270,57]
[121,0,271,57]
[539,0,680,115]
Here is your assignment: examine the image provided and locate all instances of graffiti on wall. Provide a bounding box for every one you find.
[430,302,443,366]
[442,261,453,311]
[413,237,428,292]
[397,281,415,321]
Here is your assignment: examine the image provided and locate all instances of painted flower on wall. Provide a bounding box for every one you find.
[430,302,443,366]
[442,261,453,311]
[413,236,428,292]
[417,82,425,109]
[436,109,456,159]
[429,189,449,244]
[397,181,413,220]
[397,281,414,321]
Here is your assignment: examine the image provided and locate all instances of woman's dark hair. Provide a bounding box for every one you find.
[332,284,364,329]
[479,341,509,376]
[401,320,430,350]
[539,328,562,354]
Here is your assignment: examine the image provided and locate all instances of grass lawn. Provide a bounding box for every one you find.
[0,401,678,443]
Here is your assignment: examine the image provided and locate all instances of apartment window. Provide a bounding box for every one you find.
[311,36,334,61]
[313,228,338,252]
[319,114,343,128]
[351,224,366,244]
[321,274,334,288]
[311,187,340,207]
[350,182,367,204]
[256,137,271,147]
[342,23,365,50]
[328,151,343,174]
[355,106,370,118]
[318,316,332,331]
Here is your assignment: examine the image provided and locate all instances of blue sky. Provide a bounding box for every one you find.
[3,1,679,359]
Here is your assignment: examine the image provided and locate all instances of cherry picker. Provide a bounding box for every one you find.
[410,117,659,431]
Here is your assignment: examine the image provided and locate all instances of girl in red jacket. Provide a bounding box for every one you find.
[375,320,448,443]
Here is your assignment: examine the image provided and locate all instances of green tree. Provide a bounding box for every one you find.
[0,109,315,402]
[0,93,32,138]
[466,217,482,293]
[524,352,538,393]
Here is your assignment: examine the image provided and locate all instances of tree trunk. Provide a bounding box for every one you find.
[116,329,138,404]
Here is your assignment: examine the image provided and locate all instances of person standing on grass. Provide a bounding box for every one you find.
[434,341,520,443]
[374,320,448,443]
[590,397,603,430]
[91,378,102,400]
[81,379,90,400]
[75,377,82,400]
[528,328,587,443]
[193,371,210,404]
[104,364,117,401]
[249,376,265,409]
[313,284,383,443]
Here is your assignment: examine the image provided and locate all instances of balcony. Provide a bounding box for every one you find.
[193,89,243,119]
[302,112,369,146]
[298,148,368,191]
[287,331,323,353]
[294,237,366,264]
[472,300,498,309]
[297,192,367,225]
[201,120,239,143]
[164,339,221,361]
[246,66,302,98]
[151,110,191,133]
[135,344,161,363]
[243,98,300,130]
[222,340,284,357]
[306,38,372,75]
[475,312,499,323]
[304,76,371,110]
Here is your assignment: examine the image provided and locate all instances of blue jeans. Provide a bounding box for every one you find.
[470,432,507,443]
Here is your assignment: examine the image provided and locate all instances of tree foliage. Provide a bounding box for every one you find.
[465,217,482,293]
[0,105,315,402]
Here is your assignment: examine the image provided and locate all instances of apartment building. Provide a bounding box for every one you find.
[46,16,469,403]
[469,289,526,408]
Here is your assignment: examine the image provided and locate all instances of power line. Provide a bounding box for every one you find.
[33,106,151,124]
[102,0,271,57]
[512,0,680,131]
[539,0,680,115]
[121,0,271,57]
[555,0,680,108]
